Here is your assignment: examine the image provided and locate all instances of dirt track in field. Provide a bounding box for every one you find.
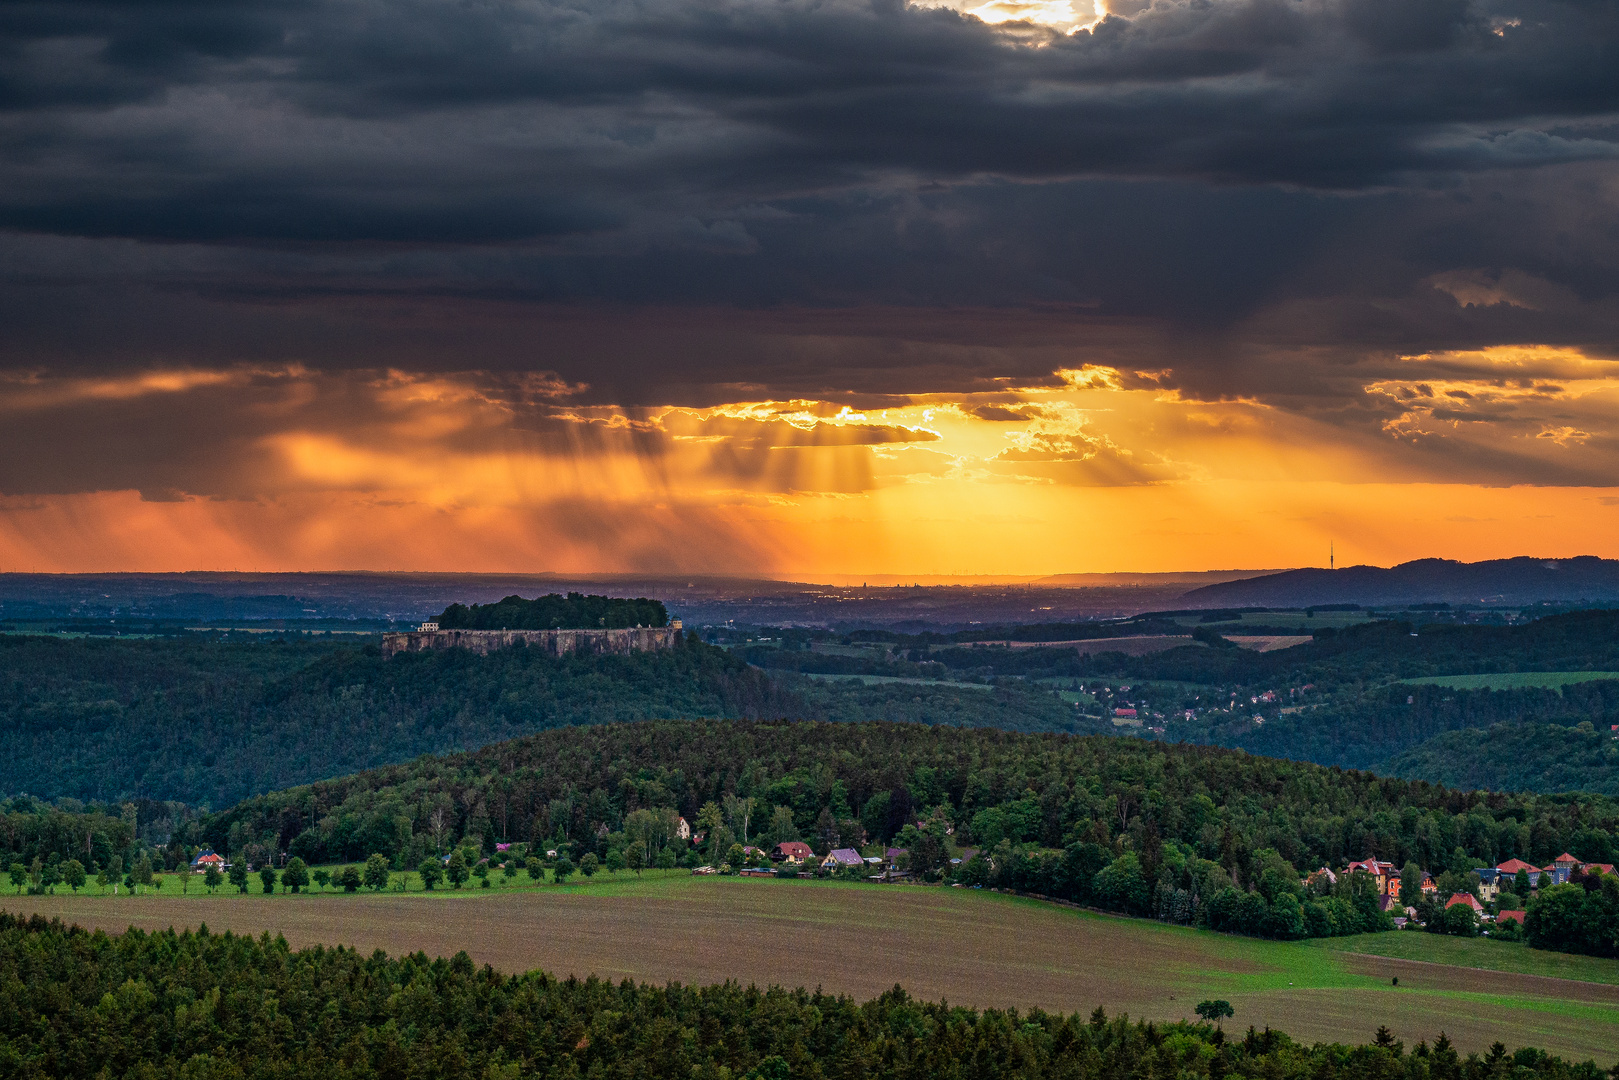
[9,881,1618,1060]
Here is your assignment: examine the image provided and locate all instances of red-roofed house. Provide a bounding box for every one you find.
[1346,859,1395,892]
[1581,862,1616,877]
[1445,892,1483,912]
[772,841,814,865]
[1495,909,1527,926]
[1495,858,1542,887]
[190,849,225,872]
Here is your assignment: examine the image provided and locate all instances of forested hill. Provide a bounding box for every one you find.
[1177,556,1619,608]
[0,632,1097,807]
[207,718,1619,881]
[1381,724,1619,797]
[0,633,787,806]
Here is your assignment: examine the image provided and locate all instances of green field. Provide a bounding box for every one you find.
[1401,672,1619,690]
[1324,931,1619,986]
[12,873,1618,1060]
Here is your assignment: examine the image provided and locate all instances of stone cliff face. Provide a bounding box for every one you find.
[381,626,680,659]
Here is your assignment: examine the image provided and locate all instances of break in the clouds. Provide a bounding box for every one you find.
[0,0,1617,573]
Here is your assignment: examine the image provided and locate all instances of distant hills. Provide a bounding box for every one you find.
[1178,556,1619,609]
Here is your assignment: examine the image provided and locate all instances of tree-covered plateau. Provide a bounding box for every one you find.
[0,914,1608,1080]
[435,592,669,630]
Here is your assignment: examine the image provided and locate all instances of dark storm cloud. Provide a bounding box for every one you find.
[2,0,1617,244]
[0,0,1617,497]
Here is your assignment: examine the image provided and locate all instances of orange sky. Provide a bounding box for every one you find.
[1,347,1616,575]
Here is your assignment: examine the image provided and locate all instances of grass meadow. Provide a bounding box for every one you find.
[9,871,1618,1060]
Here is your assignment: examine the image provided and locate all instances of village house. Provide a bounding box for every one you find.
[821,848,864,871]
[772,841,814,865]
[675,817,691,841]
[189,848,225,872]
[1494,858,1542,888]
[1445,892,1483,913]
[1345,858,1396,893]
[1547,853,1581,885]
[1495,909,1527,927]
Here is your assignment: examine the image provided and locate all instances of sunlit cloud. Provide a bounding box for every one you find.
[0,349,1618,574]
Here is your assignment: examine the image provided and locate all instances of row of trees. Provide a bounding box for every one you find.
[0,913,1611,1080]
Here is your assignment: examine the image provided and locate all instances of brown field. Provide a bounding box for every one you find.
[1226,635,1316,652]
[9,876,1617,1060]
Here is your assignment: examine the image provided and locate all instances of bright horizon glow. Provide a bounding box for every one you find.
[0,348,1616,575]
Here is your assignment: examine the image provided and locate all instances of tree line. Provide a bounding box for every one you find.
[0,913,1609,1080]
[435,592,670,630]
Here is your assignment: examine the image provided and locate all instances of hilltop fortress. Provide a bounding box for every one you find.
[381,623,682,660]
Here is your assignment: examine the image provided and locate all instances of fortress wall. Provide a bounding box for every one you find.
[381,626,680,659]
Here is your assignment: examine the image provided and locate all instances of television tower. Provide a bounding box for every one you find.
[1330,543,1334,570]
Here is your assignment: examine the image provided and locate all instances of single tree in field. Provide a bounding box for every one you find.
[230,860,250,894]
[312,869,332,892]
[103,856,122,894]
[655,847,676,870]
[418,858,444,891]
[259,864,278,894]
[282,858,310,893]
[8,862,26,894]
[553,854,575,885]
[446,850,469,889]
[625,845,646,876]
[503,859,519,882]
[526,856,543,883]
[131,855,154,894]
[338,865,362,892]
[579,853,599,879]
[62,859,86,893]
[204,865,223,893]
[605,849,626,875]
[364,854,391,892]
[1195,1000,1234,1029]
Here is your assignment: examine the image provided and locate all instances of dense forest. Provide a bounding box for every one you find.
[1,914,1607,1080]
[435,593,669,630]
[1382,724,1619,797]
[0,633,784,806]
[199,720,1619,941]
[0,632,1104,807]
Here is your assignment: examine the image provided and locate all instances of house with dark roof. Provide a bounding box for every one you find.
[821,848,864,871]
